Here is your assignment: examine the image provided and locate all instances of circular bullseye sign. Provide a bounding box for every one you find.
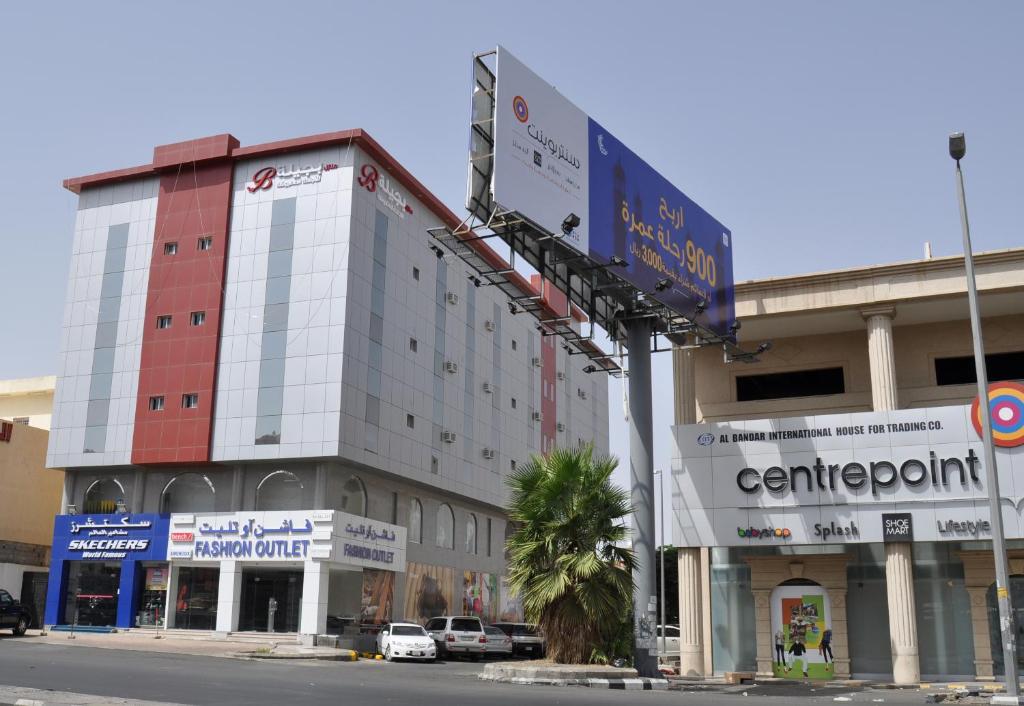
[512,95,529,123]
[971,381,1024,448]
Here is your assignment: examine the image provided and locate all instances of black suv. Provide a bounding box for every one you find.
[0,589,32,636]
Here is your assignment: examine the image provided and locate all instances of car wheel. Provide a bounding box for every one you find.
[384,646,393,662]
[13,617,28,636]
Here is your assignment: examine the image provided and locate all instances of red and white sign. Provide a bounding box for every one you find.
[358,164,413,218]
[170,532,194,543]
[247,163,338,193]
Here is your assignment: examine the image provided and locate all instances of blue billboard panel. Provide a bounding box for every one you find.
[587,121,735,339]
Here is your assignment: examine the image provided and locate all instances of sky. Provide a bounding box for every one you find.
[1,2,1021,533]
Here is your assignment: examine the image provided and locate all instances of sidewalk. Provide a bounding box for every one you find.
[22,630,356,661]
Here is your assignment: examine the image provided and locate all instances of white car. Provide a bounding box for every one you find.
[483,625,513,658]
[376,622,437,662]
[657,624,681,659]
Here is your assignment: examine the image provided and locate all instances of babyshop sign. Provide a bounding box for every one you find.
[672,404,1024,547]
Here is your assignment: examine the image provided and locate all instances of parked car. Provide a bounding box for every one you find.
[483,625,513,658]
[656,624,681,659]
[0,589,31,636]
[376,622,437,662]
[424,616,486,660]
[491,622,545,657]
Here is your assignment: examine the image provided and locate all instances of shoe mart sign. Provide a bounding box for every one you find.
[672,404,1024,547]
[167,510,406,572]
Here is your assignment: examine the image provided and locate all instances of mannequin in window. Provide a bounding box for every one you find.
[774,629,786,667]
[785,639,808,678]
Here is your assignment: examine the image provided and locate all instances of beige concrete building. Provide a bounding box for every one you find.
[0,376,56,430]
[671,247,1024,682]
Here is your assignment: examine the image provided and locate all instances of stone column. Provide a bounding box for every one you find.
[230,465,245,511]
[829,589,852,679]
[862,306,898,411]
[967,586,995,680]
[701,547,714,676]
[678,547,704,676]
[753,589,774,676]
[314,463,328,510]
[885,543,920,684]
[215,560,242,636]
[672,343,697,425]
[130,468,146,513]
[299,560,330,645]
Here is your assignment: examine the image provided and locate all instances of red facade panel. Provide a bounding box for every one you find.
[131,158,233,465]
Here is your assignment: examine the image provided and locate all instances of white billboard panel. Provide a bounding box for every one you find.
[672,404,1024,547]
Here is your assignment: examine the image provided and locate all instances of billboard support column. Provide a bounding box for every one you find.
[627,316,658,677]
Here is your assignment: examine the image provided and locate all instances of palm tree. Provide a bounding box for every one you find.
[505,443,636,664]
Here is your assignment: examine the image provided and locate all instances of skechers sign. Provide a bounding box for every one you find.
[53,514,169,561]
[672,404,1024,547]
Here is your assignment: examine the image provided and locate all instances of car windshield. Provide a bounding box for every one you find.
[392,626,427,636]
[451,618,481,632]
[484,627,504,635]
[512,624,539,636]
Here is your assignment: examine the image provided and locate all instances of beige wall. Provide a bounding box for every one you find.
[0,376,56,430]
[692,313,1024,423]
[0,423,63,547]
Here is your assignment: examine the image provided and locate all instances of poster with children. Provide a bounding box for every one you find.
[770,584,833,679]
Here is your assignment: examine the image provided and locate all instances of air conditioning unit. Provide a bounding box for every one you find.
[531,411,543,422]
[556,422,566,432]
[578,389,588,400]
[446,292,459,305]
[482,448,496,460]
[445,360,458,374]
[441,430,457,443]
[482,382,494,394]
[484,320,496,332]
[556,371,566,381]
[531,357,543,367]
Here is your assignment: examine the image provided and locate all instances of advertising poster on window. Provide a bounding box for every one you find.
[498,576,524,622]
[403,563,454,624]
[144,566,168,591]
[360,569,394,625]
[462,572,498,623]
[770,584,833,679]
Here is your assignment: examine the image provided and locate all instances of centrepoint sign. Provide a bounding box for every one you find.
[672,404,1024,547]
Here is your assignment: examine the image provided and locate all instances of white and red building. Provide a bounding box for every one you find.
[43,131,610,641]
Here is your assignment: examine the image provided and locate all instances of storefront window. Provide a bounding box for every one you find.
[710,548,757,674]
[239,569,302,633]
[987,575,1024,677]
[64,562,120,626]
[846,544,892,677]
[913,543,974,678]
[175,567,219,630]
[137,564,169,627]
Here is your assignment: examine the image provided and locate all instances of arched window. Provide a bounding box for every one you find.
[84,478,125,514]
[410,498,423,544]
[465,513,477,554]
[256,470,304,511]
[339,475,367,517]
[436,503,454,549]
[160,473,215,513]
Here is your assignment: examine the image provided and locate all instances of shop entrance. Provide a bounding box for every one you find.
[64,562,120,626]
[986,575,1024,676]
[770,579,834,680]
[239,569,302,633]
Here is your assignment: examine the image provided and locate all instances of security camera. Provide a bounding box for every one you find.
[949,132,966,161]
[609,255,627,267]
[562,213,581,235]
[694,298,707,315]
[582,365,597,374]
[729,320,741,334]
[654,278,672,292]
[508,301,519,315]
[757,341,773,354]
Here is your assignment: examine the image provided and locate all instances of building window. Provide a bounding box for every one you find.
[149,396,164,411]
[409,338,418,353]
[156,315,172,329]
[410,498,423,544]
[510,459,517,471]
[431,456,439,475]
[511,339,518,351]
[465,513,477,554]
[83,478,125,514]
[406,414,415,429]
[736,367,845,402]
[339,475,367,517]
[197,237,213,251]
[12,417,29,425]
[412,266,420,281]
[511,398,517,409]
[935,350,1024,386]
[436,503,455,549]
[190,311,206,326]
[182,393,199,409]
[160,473,215,513]
[255,470,304,511]
[164,242,178,255]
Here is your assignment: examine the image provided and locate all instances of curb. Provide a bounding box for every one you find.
[243,649,358,661]
[480,674,669,690]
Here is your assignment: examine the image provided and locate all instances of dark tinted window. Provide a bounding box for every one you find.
[935,351,1024,386]
[736,367,845,402]
[425,619,445,630]
[451,618,481,632]
[512,624,539,636]
[492,623,512,636]
[392,626,426,636]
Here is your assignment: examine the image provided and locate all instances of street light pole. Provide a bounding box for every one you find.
[654,469,666,664]
[950,132,1019,704]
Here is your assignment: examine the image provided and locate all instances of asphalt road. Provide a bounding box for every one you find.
[0,636,927,705]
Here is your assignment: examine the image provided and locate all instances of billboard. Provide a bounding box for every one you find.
[491,46,735,338]
[672,404,1024,547]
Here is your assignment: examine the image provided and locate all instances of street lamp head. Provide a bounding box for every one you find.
[949,132,966,161]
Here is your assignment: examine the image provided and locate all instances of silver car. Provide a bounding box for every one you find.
[483,625,513,658]
[491,622,545,658]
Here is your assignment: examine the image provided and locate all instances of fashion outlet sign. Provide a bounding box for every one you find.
[672,404,1024,547]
